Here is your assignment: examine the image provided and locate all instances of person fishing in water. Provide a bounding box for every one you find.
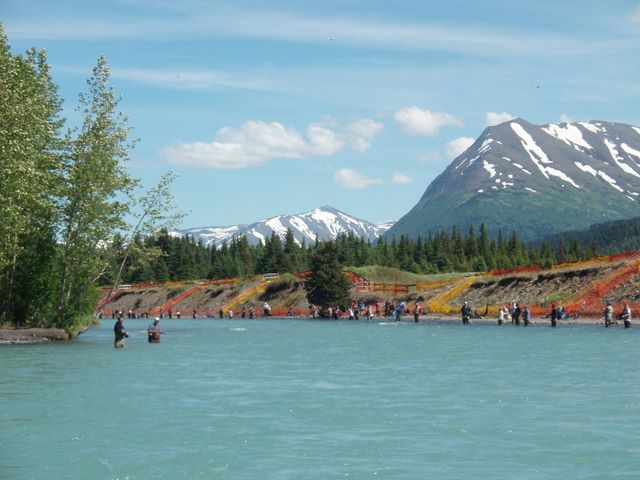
[621,303,632,329]
[604,301,614,328]
[461,301,472,325]
[550,304,558,328]
[147,318,164,343]
[522,305,531,326]
[114,313,129,348]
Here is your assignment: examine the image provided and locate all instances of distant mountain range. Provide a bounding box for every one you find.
[174,206,394,248]
[385,119,640,241]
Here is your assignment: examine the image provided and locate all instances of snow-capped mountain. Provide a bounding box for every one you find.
[385,119,640,241]
[175,206,394,248]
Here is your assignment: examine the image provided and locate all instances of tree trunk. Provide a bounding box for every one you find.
[2,235,19,324]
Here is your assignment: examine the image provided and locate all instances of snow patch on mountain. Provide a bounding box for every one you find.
[482,160,497,178]
[511,122,552,168]
[289,216,314,239]
[543,123,593,151]
[266,217,288,237]
[579,122,606,134]
[546,167,580,188]
[604,139,640,178]
[633,127,640,136]
[598,170,624,193]
[375,220,396,231]
[511,122,579,188]
[622,143,640,160]
[575,161,598,177]
[251,230,266,243]
[478,138,494,154]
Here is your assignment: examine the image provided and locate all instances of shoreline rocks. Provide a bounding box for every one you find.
[0,328,70,345]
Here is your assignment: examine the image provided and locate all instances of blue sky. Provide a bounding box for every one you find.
[4,0,640,228]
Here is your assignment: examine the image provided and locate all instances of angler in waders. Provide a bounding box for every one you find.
[114,314,129,348]
[604,301,614,328]
[461,301,472,325]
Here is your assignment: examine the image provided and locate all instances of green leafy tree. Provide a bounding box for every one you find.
[0,27,64,324]
[55,55,135,327]
[104,170,183,300]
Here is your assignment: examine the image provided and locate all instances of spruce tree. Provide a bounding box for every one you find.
[305,242,352,312]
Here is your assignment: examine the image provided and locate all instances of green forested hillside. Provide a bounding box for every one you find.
[109,225,595,286]
[542,217,640,256]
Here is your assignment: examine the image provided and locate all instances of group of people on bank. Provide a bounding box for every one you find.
[309,300,423,322]
[495,303,532,326]
[459,300,633,328]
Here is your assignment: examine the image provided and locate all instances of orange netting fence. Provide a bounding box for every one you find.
[150,285,202,316]
[563,257,640,317]
[528,253,640,317]
[489,265,542,276]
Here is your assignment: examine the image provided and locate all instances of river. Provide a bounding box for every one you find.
[2,318,639,479]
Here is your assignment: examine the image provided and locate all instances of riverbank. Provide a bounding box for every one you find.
[0,327,70,344]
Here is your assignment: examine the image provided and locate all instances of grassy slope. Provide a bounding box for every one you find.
[349,266,470,284]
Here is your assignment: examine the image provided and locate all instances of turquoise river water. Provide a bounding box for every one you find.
[1,318,639,480]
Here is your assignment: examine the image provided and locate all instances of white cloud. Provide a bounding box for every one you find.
[446,137,475,160]
[163,117,384,168]
[391,173,413,184]
[334,169,383,189]
[632,6,640,24]
[416,152,441,162]
[345,119,384,152]
[485,111,514,126]
[395,106,463,137]
[163,120,343,168]
[560,113,573,123]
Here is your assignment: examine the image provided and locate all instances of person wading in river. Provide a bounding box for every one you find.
[461,301,472,325]
[147,318,163,343]
[604,301,614,328]
[621,303,632,329]
[114,314,129,348]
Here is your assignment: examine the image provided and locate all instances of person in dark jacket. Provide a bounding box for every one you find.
[461,302,472,325]
[513,303,521,326]
[550,305,558,328]
[114,314,129,348]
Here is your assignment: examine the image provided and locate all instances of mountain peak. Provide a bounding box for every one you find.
[176,206,395,248]
[385,118,640,241]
